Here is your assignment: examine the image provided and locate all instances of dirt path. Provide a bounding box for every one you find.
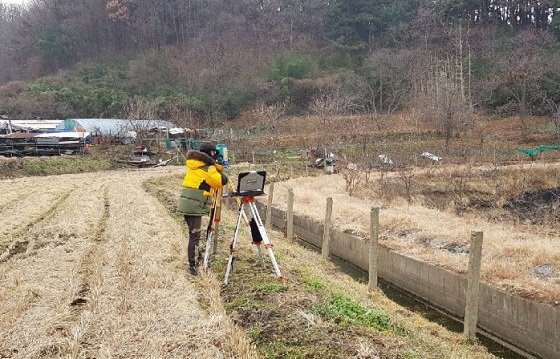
[0,167,258,358]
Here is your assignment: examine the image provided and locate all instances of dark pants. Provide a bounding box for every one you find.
[184,215,202,267]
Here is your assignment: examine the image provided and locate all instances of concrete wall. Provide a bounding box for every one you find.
[263,203,559,359]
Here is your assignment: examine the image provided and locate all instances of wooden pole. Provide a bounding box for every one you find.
[322,197,332,259]
[213,222,220,254]
[213,188,223,254]
[368,207,379,291]
[287,188,294,240]
[463,231,483,340]
[266,182,274,232]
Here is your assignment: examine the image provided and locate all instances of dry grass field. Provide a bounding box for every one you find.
[228,112,560,304]
[0,166,499,358]
[0,167,258,358]
[269,162,560,304]
[1,113,557,357]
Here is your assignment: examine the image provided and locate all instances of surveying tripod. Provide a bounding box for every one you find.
[202,180,248,270]
[202,187,223,270]
[224,196,284,285]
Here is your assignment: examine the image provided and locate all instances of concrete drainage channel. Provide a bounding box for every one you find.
[295,237,526,359]
[263,204,557,359]
[332,254,528,359]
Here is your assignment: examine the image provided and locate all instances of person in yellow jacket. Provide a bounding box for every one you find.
[177,142,228,275]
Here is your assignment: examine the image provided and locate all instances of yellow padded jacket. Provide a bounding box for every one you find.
[177,150,226,216]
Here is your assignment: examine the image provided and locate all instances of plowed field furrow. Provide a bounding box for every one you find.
[70,176,234,358]
[0,178,110,357]
[22,180,108,246]
[0,178,41,208]
[0,186,76,247]
[0,168,250,359]
[0,241,96,357]
[0,192,34,214]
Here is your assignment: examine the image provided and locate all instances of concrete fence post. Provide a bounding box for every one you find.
[322,197,333,259]
[266,182,274,232]
[368,207,379,291]
[463,231,483,340]
[287,188,294,240]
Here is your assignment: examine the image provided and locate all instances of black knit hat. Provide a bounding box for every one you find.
[199,142,217,155]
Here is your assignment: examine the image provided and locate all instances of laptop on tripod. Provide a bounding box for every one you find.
[225,169,284,284]
[235,170,266,197]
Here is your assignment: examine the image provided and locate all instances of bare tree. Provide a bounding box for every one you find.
[0,4,21,83]
[125,98,158,120]
[539,95,560,142]
[493,29,556,137]
[253,100,287,133]
[411,52,470,149]
[363,48,416,117]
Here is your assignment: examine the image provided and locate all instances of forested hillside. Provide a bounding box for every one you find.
[1,0,560,134]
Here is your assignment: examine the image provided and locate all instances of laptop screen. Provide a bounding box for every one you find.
[236,171,266,196]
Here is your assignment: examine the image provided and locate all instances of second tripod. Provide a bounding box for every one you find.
[224,196,284,285]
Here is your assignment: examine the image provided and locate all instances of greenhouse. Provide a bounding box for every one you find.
[56,118,177,136]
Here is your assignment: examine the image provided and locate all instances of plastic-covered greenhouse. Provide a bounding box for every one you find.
[56,118,176,136]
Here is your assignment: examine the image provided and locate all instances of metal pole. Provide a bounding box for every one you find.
[224,202,245,284]
[249,200,283,283]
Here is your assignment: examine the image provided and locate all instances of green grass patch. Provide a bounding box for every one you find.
[311,294,389,331]
[223,296,261,312]
[22,157,113,176]
[301,274,325,290]
[255,283,287,294]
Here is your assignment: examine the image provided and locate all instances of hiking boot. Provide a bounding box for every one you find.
[189,265,198,276]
